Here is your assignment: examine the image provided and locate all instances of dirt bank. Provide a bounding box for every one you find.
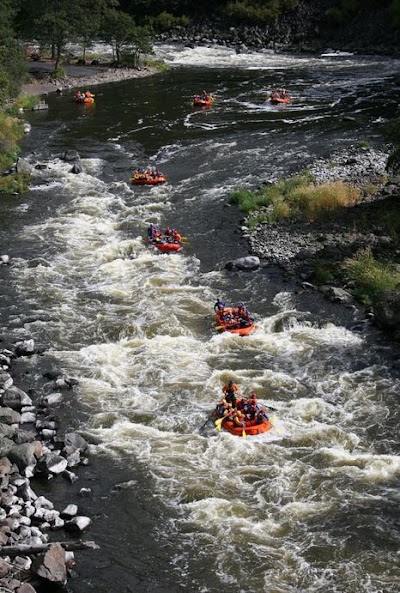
[22,61,160,96]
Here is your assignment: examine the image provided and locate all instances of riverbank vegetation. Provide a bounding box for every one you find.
[230,175,360,225]
[343,248,400,306]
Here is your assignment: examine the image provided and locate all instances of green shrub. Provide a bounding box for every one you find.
[342,247,400,305]
[225,0,299,25]
[391,0,400,27]
[311,261,337,284]
[0,172,31,194]
[151,11,190,32]
[142,57,170,72]
[230,175,359,223]
[325,0,360,25]
[0,111,24,172]
[50,67,65,80]
[6,93,40,116]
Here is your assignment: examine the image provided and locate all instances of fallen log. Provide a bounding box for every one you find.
[0,540,99,557]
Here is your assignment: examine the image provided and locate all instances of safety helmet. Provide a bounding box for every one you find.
[229,380,234,386]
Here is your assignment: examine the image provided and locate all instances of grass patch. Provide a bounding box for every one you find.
[231,174,360,223]
[311,261,338,284]
[142,57,170,72]
[342,247,400,306]
[6,93,40,116]
[0,172,31,194]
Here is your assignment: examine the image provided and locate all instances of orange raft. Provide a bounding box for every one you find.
[193,96,214,107]
[130,174,167,185]
[215,307,255,336]
[270,96,292,105]
[215,399,273,437]
[147,238,182,253]
[222,416,272,436]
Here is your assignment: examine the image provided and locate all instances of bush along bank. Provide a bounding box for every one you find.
[0,336,97,592]
[0,95,42,194]
[233,145,400,339]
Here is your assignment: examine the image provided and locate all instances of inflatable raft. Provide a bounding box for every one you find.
[75,96,94,104]
[130,174,167,185]
[193,97,214,107]
[222,416,272,436]
[215,307,255,336]
[270,97,292,105]
[147,238,182,253]
[214,399,273,437]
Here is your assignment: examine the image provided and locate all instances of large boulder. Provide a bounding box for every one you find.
[35,543,67,586]
[225,256,260,271]
[373,288,400,337]
[1,387,32,410]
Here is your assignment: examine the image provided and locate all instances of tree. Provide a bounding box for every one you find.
[74,0,119,61]
[101,8,152,66]
[0,0,27,102]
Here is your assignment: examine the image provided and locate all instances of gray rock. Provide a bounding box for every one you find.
[44,453,68,475]
[8,443,37,470]
[0,372,13,390]
[14,339,36,357]
[2,387,32,410]
[61,150,80,163]
[65,515,91,532]
[61,504,78,519]
[0,407,21,425]
[225,256,260,271]
[16,158,33,174]
[70,163,82,174]
[40,392,64,406]
[64,432,88,452]
[373,288,400,333]
[35,543,67,586]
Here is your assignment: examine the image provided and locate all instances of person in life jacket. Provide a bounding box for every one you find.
[237,303,252,326]
[214,298,226,312]
[172,229,181,242]
[232,409,245,427]
[147,224,161,241]
[222,380,239,408]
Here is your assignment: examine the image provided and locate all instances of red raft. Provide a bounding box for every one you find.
[222,416,272,436]
[193,96,214,107]
[131,174,167,185]
[147,238,182,253]
[214,399,273,437]
[215,307,255,336]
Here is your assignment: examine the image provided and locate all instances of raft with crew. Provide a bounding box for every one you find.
[146,224,183,252]
[214,299,255,335]
[269,89,292,105]
[130,166,167,185]
[193,91,214,107]
[74,90,95,104]
[212,383,273,437]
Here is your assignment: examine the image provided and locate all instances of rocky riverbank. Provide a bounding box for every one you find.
[155,0,400,56]
[237,146,400,337]
[22,62,160,97]
[0,334,96,592]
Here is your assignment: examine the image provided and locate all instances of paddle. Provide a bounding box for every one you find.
[214,416,226,431]
[214,325,224,331]
[199,413,215,431]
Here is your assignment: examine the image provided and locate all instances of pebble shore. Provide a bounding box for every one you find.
[0,337,96,592]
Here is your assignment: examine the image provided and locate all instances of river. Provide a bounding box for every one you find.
[1,45,400,593]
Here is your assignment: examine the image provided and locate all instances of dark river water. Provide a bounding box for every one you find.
[1,46,400,593]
